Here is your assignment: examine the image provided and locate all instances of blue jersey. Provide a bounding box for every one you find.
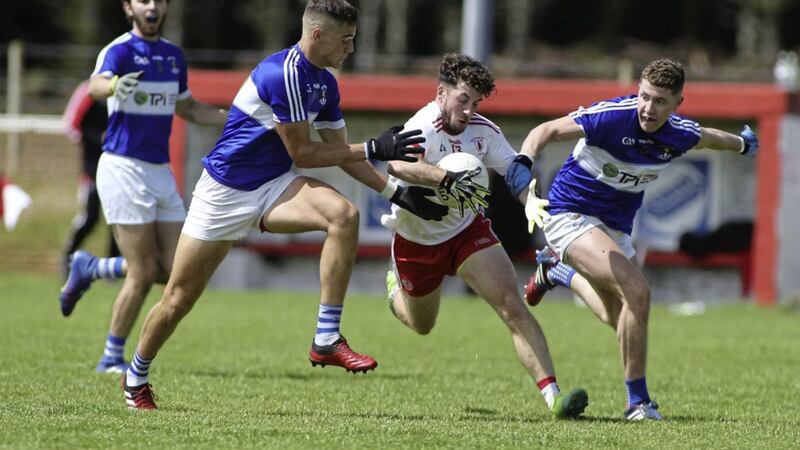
[92,32,190,164]
[202,45,345,191]
[549,95,702,234]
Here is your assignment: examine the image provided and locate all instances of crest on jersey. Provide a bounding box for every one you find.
[168,56,179,74]
[471,137,485,155]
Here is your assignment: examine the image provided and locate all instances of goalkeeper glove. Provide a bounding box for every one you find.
[739,125,759,158]
[109,70,143,100]
[440,168,490,217]
[525,179,550,233]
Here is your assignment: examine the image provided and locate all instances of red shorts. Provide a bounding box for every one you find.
[392,214,500,297]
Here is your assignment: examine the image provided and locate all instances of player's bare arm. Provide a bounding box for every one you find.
[387,156,447,186]
[520,115,585,159]
[318,127,388,192]
[175,97,228,126]
[275,120,367,168]
[696,127,748,153]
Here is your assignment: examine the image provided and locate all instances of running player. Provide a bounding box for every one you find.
[383,53,589,419]
[514,58,759,420]
[120,0,446,410]
[59,0,229,373]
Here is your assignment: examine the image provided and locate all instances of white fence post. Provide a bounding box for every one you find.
[5,40,23,176]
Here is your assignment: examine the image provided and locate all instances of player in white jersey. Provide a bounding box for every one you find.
[511,58,760,420]
[59,0,229,376]
[383,53,588,419]
[120,0,446,410]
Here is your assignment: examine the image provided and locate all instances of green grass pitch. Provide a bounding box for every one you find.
[1,273,798,449]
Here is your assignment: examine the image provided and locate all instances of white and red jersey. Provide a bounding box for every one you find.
[381,101,517,245]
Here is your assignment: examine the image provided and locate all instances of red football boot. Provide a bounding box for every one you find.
[309,336,377,373]
[121,375,158,410]
[524,246,558,306]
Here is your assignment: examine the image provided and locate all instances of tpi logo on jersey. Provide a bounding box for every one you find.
[133,91,175,107]
[602,162,658,186]
[133,55,150,66]
[471,137,485,155]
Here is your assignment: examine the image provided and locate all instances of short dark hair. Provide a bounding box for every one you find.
[438,53,496,97]
[305,0,359,26]
[641,58,685,94]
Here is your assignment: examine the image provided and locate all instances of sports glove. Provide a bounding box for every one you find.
[390,185,448,221]
[365,126,426,162]
[525,179,550,233]
[440,168,491,217]
[109,71,144,100]
[739,125,759,158]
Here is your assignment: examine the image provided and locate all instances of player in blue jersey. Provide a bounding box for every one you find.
[59,0,229,375]
[504,58,759,420]
[120,0,446,410]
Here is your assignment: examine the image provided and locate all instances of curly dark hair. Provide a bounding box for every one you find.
[305,0,359,26]
[438,53,496,97]
[641,58,685,94]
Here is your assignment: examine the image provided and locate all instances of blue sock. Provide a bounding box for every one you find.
[92,257,125,280]
[126,351,153,387]
[314,304,342,346]
[625,377,651,406]
[547,262,576,288]
[100,334,125,365]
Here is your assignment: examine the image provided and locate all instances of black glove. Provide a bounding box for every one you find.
[365,125,426,162]
[439,169,491,217]
[390,185,448,221]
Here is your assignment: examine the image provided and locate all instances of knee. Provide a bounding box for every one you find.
[161,285,198,321]
[126,260,160,288]
[329,200,359,234]
[494,293,528,325]
[624,278,651,319]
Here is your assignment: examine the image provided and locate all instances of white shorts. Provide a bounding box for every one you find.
[96,152,186,225]
[182,169,298,241]
[543,212,635,260]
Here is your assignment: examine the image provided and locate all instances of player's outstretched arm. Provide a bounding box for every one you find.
[175,97,228,126]
[697,125,759,158]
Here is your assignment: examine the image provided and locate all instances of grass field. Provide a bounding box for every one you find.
[1,273,798,449]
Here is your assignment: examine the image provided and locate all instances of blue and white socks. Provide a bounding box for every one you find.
[99,334,125,366]
[546,262,576,288]
[126,351,153,387]
[625,377,651,407]
[314,304,343,346]
[91,257,125,280]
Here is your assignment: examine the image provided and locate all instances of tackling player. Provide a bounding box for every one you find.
[383,53,589,419]
[514,58,760,420]
[120,0,447,410]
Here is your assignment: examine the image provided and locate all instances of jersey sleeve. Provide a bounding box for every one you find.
[482,130,517,175]
[92,44,124,79]
[313,73,345,129]
[256,60,308,124]
[569,96,633,148]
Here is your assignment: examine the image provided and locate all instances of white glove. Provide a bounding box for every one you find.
[525,178,550,233]
[109,71,143,100]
